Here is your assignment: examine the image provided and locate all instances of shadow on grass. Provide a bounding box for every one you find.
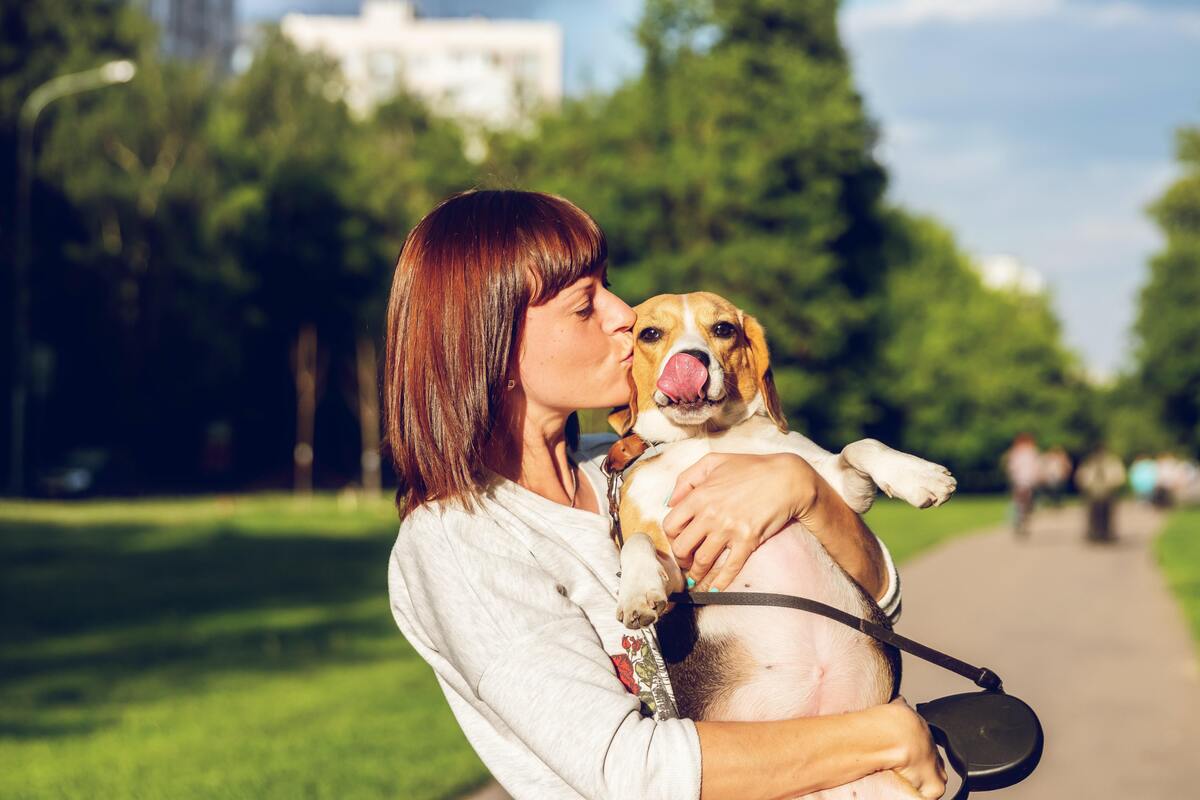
[0,516,410,736]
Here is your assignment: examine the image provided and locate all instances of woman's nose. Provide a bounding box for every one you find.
[606,293,636,333]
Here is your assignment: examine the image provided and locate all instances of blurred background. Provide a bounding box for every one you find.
[1,1,1198,798]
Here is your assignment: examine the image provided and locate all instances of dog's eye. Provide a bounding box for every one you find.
[638,327,662,343]
[712,321,737,339]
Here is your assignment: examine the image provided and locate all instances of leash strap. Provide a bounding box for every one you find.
[668,590,1003,692]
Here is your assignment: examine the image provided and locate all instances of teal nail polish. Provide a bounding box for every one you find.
[709,587,720,593]
[686,577,696,589]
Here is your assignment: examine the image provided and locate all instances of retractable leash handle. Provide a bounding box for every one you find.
[669,591,1044,799]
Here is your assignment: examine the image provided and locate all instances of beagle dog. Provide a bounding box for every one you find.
[610,292,955,799]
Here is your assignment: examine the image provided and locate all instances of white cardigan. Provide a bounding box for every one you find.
[387,435,901,800]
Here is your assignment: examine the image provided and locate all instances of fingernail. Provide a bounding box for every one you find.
[686,577,696,588]
[709,587,720,593]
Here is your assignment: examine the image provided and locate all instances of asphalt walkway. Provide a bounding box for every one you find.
[897,502,1200,798]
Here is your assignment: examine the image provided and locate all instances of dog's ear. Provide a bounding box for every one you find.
[607,371,639,436]
[742,312,788,433]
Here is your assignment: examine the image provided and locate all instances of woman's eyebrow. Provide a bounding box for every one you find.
[562,278,595,303]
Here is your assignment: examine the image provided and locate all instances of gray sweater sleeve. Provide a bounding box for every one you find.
[390,508,702,800]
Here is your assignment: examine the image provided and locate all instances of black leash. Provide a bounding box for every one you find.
[669,590,1042,800]
[668,590,1003,692]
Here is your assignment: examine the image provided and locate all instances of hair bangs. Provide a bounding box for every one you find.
[517,193,608,305]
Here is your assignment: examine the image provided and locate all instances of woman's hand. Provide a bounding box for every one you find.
[878,697,948,798]
[663,452,818,591]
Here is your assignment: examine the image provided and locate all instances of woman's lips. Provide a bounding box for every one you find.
[620,350,634,364]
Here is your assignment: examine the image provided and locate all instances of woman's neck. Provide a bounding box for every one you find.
[486,402,580,507]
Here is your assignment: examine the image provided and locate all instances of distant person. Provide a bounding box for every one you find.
[1003,433,1041,538]
[1075,445,1125,544]
[1039,446,1072,506]
[1129,455,1159,504]
[1155,452,1186,508]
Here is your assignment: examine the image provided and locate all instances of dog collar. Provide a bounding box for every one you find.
[601,433,665,549]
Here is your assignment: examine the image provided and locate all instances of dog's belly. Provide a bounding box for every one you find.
[660,523,898,723]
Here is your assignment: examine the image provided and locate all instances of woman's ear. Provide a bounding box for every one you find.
[607,372,639,436]
[742,313,788,433]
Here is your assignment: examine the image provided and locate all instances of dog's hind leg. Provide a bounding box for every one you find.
[838,439,957,510]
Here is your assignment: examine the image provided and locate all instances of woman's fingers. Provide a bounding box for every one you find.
[687,535,730,588]
[662,494,698,542]
[667,453,721,507]
[700,542,753,592]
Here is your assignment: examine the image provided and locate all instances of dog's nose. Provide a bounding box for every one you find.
[680,349,710,368]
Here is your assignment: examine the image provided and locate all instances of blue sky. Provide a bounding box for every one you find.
[241,0,1200,376]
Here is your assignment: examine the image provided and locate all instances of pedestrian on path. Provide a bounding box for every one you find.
[1039,447,1072,506]
[1075,445,1125,543]
[1003,433,1041,538]
[1129,454,1158,503]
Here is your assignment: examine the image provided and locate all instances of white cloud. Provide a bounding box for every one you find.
[844,0,1064,31]
[977,254,1048,295]
[844,0,1200,37]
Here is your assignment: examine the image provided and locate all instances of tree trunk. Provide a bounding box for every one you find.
[292,324,318,495]
[356,336,382,496]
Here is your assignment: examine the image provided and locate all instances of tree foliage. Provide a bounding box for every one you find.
[1131,126,1200,457]
[4,0,1101,492]
[878,213,1096,487]
[488,0,891,444]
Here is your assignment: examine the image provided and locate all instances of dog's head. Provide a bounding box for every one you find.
[608,292,786,442]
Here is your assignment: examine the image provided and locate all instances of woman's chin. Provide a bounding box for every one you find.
[576,387,633,412]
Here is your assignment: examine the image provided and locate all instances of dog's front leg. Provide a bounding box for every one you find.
[616,531,686,630]
[839,438,957,510]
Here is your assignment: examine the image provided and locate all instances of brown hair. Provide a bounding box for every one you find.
[383,189,607,514]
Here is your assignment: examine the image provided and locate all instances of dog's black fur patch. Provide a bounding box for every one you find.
[656,579,902,720]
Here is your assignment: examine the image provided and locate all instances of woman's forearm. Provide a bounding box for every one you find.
[789,456,888,601]
[696,707,896,800]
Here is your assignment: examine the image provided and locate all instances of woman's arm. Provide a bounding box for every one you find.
[697,698,946,800]
[392,510,940,800]
[663,452,889,598]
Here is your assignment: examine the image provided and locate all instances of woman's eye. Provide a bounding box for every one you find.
[712,321,737,339]
[575,304,595,319]
[638,327,662,343]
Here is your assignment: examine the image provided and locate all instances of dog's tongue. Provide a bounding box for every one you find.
[657,353,709,403]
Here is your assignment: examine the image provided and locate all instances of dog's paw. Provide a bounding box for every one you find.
[616,578,669,630]
[876,454,957,509]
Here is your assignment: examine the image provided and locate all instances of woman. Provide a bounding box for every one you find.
[384,190,944,800]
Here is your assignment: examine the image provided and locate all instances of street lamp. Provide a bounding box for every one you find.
[8,59,137,497]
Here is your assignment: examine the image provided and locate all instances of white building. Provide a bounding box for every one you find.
[280,0,562,126]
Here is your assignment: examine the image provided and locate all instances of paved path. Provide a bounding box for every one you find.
[897,502,1200,798]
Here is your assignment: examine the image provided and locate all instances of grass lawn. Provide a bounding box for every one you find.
[866,494,1009,563]
[1156,507,1200,648]
[0,492,1007,799]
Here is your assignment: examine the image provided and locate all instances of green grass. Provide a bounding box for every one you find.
[0,492,1007,799]
[1156,507,1200,648]
[866,495,1009,564]
[0,494,490,800]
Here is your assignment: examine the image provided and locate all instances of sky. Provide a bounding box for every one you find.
[240,0,1200,377]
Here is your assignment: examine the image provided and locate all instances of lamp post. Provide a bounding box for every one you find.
[8,59,137,496]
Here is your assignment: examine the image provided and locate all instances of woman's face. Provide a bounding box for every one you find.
[517,270,637,413]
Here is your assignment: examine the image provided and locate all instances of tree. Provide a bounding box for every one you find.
[1133,126,1200,456]
[36,49,230,487]
[489,0,893,445]
[877,213,1096,486]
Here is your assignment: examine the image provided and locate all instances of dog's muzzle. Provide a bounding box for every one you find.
[655,349,724,406]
